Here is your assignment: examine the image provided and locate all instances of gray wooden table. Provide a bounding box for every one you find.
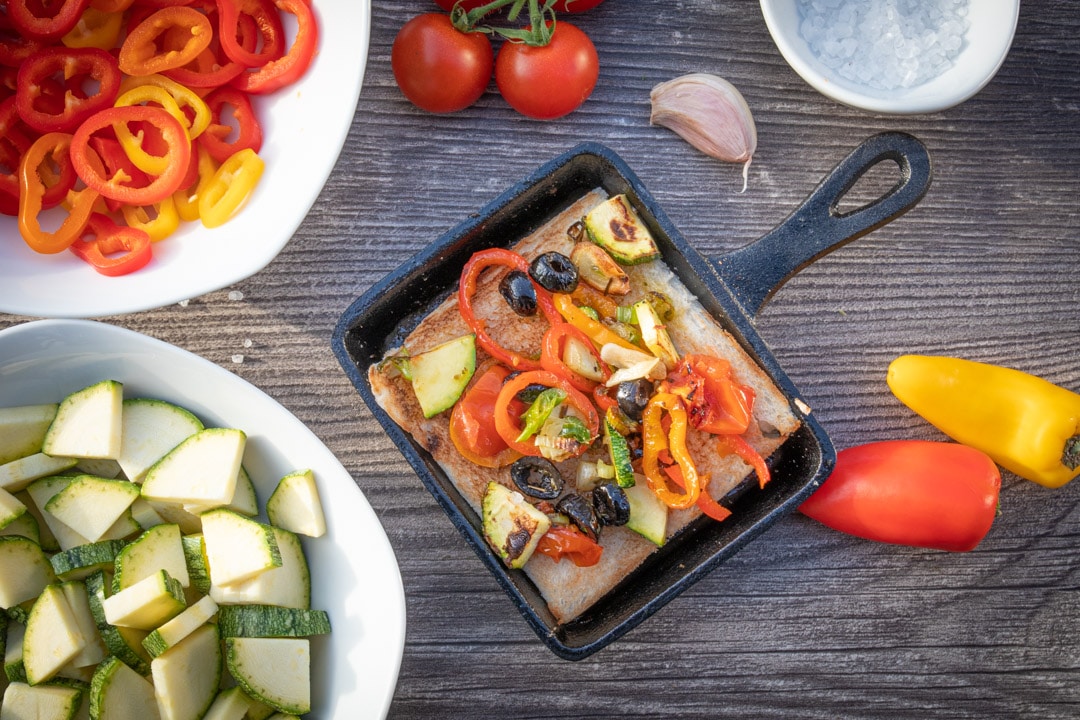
[3,1,1079,717]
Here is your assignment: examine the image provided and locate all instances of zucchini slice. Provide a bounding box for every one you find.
[0,454,79,495]
[24,584,87,685]
[208,527,309,609]
[101,570,186,630]
[200,510,281,588]
[0,403,58,466]
[49,539,126,582]
[142,596,219,659]
[41,380,124,460]
[0,488,27,532]
[89,656,160,720]
[117,398,204,484]
[265,470,326,539]
[201,686,253,720]
[141,428,245,507]
[44,476,140,543]
[225,637,310,715]
[217,605,330,638]
[58,581,107,669]
[150,623,222,720]
[0,536,57,609]
[84,571,152,676]
[114,524,190,591]
[25,476,91,552]
[1,681,83,720]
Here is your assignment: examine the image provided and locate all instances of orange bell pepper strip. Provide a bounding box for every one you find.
[493,370,598,458]
[716,433,771,489]
[552,292,640,354]
[18,132,100,254]
[641,392,701,510]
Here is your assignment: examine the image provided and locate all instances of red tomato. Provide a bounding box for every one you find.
[535,526,602,567]
[495,21,598,120]
[450,365,513,459]
[391,13,493,114]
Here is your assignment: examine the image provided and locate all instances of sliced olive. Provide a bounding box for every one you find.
[556,493,601,542]
[510,457,564,500]
[529,251,579,293]
[499,270,538,317]
[616,378,654,422]
[592,482,631,526]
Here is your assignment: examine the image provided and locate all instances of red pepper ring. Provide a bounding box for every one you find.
[15,46,122,134]
[7,0,92,41]
[69,213,153,276]
[458,248,561,371]
[716,433,771,489]
[118,6,214,76]
[18,132,100,254]
[492,369,599,457]
[230,0,318,95]
[198,85,262,164]
[71,105,192,205]
[540,322,611,393]
[217,0,286,69]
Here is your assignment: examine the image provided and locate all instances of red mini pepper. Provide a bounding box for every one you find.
[7,0,91,41]
[198,85,262,163]
[799,440,1001,552]
[230,0,317,95]
[118,6,213,76]
[15,46,121,133]
[71,105,191,205]
[69,212,153,276]
[217,0,284,69]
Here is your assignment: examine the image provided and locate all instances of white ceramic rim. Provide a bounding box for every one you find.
[760,0,1020,114]
[0,1,371,318]
[0,319,406,720]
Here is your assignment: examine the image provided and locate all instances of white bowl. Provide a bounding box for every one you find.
[0,2,371,319]
[0,319,405,720]
[760,0,1019,114]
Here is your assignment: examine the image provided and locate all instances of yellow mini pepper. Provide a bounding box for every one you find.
[887,355,1080,488]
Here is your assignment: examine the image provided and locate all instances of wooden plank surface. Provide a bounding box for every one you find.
[3,1,1080,717]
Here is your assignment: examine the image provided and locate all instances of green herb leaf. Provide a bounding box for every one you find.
[516,388,566,443]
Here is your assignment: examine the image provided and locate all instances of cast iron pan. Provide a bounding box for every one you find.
[332,132,932,660]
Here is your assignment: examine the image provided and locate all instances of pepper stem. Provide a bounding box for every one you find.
[1063,434,1080,471]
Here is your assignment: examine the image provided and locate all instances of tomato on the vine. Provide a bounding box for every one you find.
[391,13,493,114]
[495,21,598,120]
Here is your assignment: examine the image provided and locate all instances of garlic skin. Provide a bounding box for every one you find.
[650,72,757,192]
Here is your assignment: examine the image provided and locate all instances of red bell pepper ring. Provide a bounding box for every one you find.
[0,96,34,215]
[230,0,317,95]
[217,0,285,69]
[18,131,100,254]
[0,25,46,67]
[7,0,91,41]
[198,85,262,164]
[118,6,214,76]
[88,134,153,212]
[88,0,135,14]
[799,440,1001,552]
[458,248,561,371]
[71,105,191,205]
[540,322,611,393]
[15,46,121,133]
[493,369,599,457]
[69,213,153,276]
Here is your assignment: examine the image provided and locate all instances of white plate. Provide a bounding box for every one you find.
[760,0,1020,114]
[0,2,371,318]
[0,319,405,720]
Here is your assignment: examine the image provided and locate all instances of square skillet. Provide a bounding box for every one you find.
[332,132,932,660]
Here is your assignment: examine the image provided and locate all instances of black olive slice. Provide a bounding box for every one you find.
[615,378,654,422]
[529,251,579,293]
[499,270,538,317]
[592,482,631,526]
[509,457,564,500]
[555,493,601,542]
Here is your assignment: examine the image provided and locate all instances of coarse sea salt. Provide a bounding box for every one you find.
[798,0,970,91]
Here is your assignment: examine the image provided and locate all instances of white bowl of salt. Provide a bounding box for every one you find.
[760,0,1020,114]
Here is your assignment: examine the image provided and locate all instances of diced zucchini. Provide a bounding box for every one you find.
[603,414,636,489]
[41,380,124,460]
[623,479,669,547]
[202,686,253,720]
[101,570,186,630]
[141,428,245,507]
[150,623,221,720]
[97,511,142,543]
[569,240,631,295]
[583,194,661,265]
[0,681,83,720]
[0,403,58,465]
[1,502,40,545]
[265,470,326,539]
[114,524,190,591]
[217,606,330,638]
[0,536,57,609]
[84,571,151,676]
[145,502,202,535]
[182,465,259,517]
[245,699,278,720]
[408,334,476,418]
[0,454,79,494]
[89,656,160,720]
[225,637,310,715]
[129,498,166,530]
[50,540,126,582]
[117,398,204,484]
[25,477,91,552]
[200,510,281,588]
[74,457,123,479]
[481,482,550,570]
[58,581,107,669]
[15,490,54,550]
[0,488,26,532]
[4,619,25,684]
[180,535,211,595]
[209,528,309,610]
[142,596,218,659]
[24,584,87,685]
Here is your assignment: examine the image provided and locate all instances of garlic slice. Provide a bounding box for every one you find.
[600,343,666,386]
[649,72,757,192]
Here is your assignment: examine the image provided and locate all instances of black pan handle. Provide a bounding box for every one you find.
[712,131,931,319]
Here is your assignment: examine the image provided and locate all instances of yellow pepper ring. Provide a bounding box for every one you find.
[62,7,124,50]
[112,86,188,176]
[121,195,180,243]
[173,145,218,223]
[198,148,265,229]
[118,74,211,139]
[641,392,702,509]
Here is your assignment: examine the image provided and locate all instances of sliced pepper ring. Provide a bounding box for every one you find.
[118,6,214,76]
[15,45,122,133]
[540,322,611,393]
[18,131,100,254]
[69,213,153,276]
[641,391,701,510]
[493,370,599,457]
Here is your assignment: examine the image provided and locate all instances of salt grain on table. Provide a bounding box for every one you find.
[798,0,970,91]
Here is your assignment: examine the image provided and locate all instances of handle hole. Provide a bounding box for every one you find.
[835,156,904,217]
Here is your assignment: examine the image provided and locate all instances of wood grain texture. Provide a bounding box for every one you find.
[2,1,1079,718]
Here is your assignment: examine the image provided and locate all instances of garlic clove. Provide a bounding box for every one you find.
[650,72,757,192]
